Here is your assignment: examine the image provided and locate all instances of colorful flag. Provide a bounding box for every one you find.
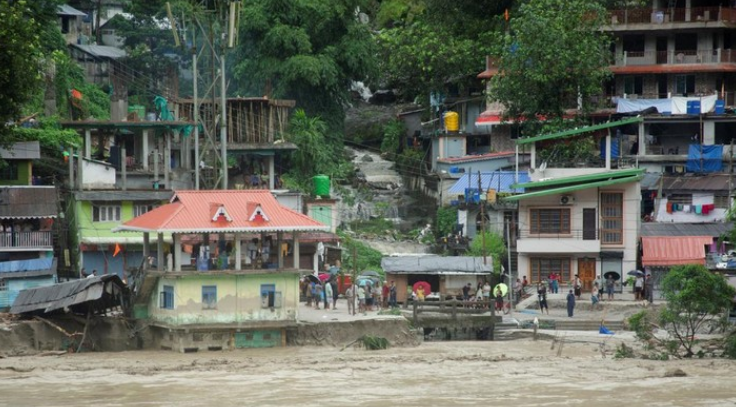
[113,243,121,257]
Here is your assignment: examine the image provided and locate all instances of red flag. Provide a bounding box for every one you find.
[113,243,121,257]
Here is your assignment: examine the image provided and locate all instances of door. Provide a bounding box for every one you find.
[578,258,596,292]
[583,208,597,240]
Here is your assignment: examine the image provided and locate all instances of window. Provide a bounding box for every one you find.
[601,193,623,245]
[0,279,6,291]
[260,284,282,308]
[667,194,693,206]
[530,258,571,284]
[529,208,571,234]
[133,204,157,217]
[624,76,643,95]
[0,162,19,181]
[202,285,217,310]
[675,75,695,95]
[92,205,121,222]
[160,285,174,309]
[714,195,731,209]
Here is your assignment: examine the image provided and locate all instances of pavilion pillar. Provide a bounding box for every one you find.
[143,232,150,258]
[234,232,242,271]
[157,232,164,271]
[173,233,182,272]
[293,231,300,270]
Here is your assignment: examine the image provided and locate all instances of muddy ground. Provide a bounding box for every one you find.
[1,332,735,406]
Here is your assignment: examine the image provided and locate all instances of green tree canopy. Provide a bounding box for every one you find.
[630,265,736,358]
[0,1,48,135]
[234,0,378,135]
[467,231,506,274]
[489,0,611,126]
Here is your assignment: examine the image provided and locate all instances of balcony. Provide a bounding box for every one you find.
[608,7,736,26]
[0,231,53,251]
[612,49,736,67]
[517,229,601,254]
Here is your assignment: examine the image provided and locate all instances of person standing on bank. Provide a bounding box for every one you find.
[537,283,549,315]
[324,280,332,310]
[566,289,576,317]
[573,274,582,299]
[389,281,397,308]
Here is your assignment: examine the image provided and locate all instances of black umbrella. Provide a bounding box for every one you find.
[306,274,320,284]
[627,270,644,277]
[603,271,621,281]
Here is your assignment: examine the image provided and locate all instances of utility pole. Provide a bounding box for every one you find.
[478,171,487,266]
[506,216,513,312]
[730,139,734,211]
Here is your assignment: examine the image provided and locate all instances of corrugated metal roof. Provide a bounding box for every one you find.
[661,174,731,191]
[0,187,58,219]
[381,256,492,274]
[57,4,87,16]
[639,173,661,190]
[641,222,733,237]
[10,275,126,315]
[641,236,714,266]
[73,190,174,202]
[449,171,530,194]
[70,44,127,59]
[437,151,515,164]
[0,141,40,160]
[116,190,329,234]
[503,174,642,201]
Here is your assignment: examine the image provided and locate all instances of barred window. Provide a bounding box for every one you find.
[601,192,623,245]
[667,194,692,206]
[529,208,571,234]
[530,258,572,284]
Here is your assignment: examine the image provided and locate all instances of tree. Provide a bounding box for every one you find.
[0,1,47,135]
[630,265,736,358]
[234,0,378,136]
[489,0,611,126]
[467,231,506,274]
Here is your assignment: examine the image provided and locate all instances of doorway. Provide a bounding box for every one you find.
[577,258,596,291]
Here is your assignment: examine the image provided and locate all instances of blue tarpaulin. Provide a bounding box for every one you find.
[686,144,723,173]
[0,258,54,274]
[600,138,620,159]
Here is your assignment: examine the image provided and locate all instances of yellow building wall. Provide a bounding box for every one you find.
[149,272,299,326]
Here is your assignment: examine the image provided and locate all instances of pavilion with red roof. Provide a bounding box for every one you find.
[113,190,330,351]
[115,190,329,273]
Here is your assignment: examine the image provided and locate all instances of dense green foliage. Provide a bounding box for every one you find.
[235,0,378,136]
[467,231,506,274]
[339,232,384,275]
[435,206,457,237]
[629,265,736,358]
[0,1,48,135]
[489,0,611,127]
[380,119,404,156]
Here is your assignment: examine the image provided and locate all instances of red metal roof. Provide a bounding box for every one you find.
[116,190,329,234]
[641,236,713,266]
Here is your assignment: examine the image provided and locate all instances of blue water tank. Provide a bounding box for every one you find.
[686,100,701,115]
[715,100,725,114]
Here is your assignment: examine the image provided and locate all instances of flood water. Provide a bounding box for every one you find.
[1,339,735,407]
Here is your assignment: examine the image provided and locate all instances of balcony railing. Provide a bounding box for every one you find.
[519,229,599,240]
[0,231,53,249]
[612,49,736,67]
[609,7,736,25]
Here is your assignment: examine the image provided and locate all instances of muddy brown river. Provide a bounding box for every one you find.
[1,338,735,406]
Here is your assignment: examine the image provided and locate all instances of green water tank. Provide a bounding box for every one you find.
[313,175,330,197]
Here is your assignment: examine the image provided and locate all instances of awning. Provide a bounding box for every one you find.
[641,236,713,266]
[502,173,643,202]
[516,117,643,145]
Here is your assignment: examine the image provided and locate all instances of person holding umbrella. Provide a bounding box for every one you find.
[605,273,616,300]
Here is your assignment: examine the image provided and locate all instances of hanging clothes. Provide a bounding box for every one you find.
[695,205,702,215]
[667,202,674,213]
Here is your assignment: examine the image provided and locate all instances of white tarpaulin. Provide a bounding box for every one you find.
[671,95,717,114]
[616,94,718,114]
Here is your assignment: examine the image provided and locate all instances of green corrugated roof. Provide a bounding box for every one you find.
[502,174,643,202]
[515,116,644,145]
[511,168,644,189]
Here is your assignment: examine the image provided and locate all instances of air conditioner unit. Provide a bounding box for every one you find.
[560,195,575,205]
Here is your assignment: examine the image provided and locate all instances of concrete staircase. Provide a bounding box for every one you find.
[554,319,624,331]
